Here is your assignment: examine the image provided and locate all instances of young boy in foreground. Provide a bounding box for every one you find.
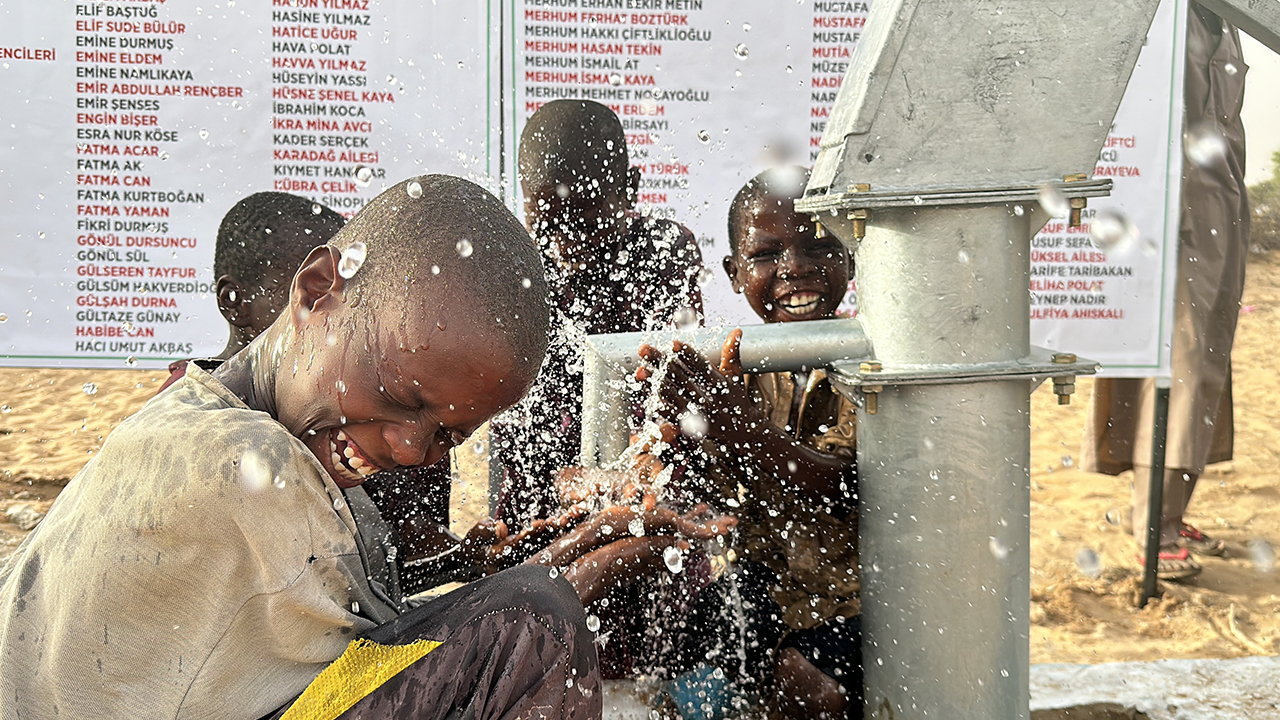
[0,176,713,719]
[640,167,862,718]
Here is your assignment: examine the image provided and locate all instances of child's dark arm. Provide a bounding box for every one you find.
[638,331,854,507]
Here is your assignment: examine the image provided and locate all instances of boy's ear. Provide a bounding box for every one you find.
[215,275,253,328]
[624,166,641,210]
[291,246,346,323]
[722,255,742,293]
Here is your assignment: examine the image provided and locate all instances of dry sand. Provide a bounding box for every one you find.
[2,254,1279,667]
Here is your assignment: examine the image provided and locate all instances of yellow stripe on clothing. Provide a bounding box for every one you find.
[282,638,442,720]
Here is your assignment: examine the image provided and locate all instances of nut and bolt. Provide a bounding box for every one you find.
[849,209,870,239]
[1051,353,1077,364]
[863,385,883,414]
[860,361,883,373]
[813,220,828,238]
[1068,197,1087,228]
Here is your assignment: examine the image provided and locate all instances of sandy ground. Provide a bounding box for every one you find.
[2,254,1279,667]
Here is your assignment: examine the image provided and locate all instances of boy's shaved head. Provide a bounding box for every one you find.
[727,166,811,255]
[332,175,550,377]
[518,100,630,193]
[215,191,344,288]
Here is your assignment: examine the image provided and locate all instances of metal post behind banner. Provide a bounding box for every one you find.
[1141,377,1173,606]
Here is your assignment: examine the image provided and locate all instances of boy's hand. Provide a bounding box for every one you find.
[523,492,736,605]
[635,330,764,446]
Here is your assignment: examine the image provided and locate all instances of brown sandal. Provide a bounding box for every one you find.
[1138,545,1202,581]
[1177,524,1227,557]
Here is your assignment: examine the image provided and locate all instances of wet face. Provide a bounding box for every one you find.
[726,197,850,323]
[275,249,528,488]
[522,174,632,271]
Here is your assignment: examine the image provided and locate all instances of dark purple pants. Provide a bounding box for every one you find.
[274,566,601,720]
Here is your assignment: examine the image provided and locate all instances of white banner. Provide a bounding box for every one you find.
[1,0,1181,376]
[0,0,498,369]
[1028,0,1185,378]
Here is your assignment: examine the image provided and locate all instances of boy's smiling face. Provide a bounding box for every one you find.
[726,195,850,323]
[275,247,528,488]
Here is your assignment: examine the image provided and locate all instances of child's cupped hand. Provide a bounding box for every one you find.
[518,492,736,605]
[635,329,765,447]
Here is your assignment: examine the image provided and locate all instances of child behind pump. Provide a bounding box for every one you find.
[639,166,861,719]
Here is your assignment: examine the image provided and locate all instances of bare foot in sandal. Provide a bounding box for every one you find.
[1137,545,1202,582]
[1177,524,1227,557]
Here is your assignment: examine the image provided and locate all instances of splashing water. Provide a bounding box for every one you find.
[82,382,98,396]
[663,545,684,574]
[586,614,601,632]
[697,267,714,286]
[1088,209,1139,252]
[456,238,474,258]
[1184,124,1228,167]
[672,307,699,329]
[338,241,367,279]
[733,43,749,59]
[679,410,709,440]
[406,180,423,199]
[629,518,646,537]
[1249,539,1275,573]
[989,537,1009,560]
[1036,185,1070,218]
[1075,547,1102,578]
[239,449,272,492]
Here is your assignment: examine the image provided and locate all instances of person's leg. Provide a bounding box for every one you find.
[304,565,600,720]
[1130,464,1197,547]
[774,617,862,719]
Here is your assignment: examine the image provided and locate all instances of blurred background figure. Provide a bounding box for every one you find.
[1083,2,1250,581]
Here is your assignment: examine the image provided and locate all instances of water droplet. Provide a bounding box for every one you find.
[913,195,923,205]
[1184,124,1228,167]
[679,410,709,439]
[198,129,209,140]
[311,203,323,216]
[663,545,684,574]
[456,238,474,258]
[1061,454,1074,468]
[697,129,711,144]
[457,61,465,69]
[354,165,373,187]
[1224,62,1238,76]
[785,64,793,73]
[351,601,360,614]
[125,356,137,367]
[742,22,751,31]
[0,314,7,323]
[273,476,286,489]
[733,43,749,59]
[1088,209,1139,252]
[586,614,601,632]
[989,537,1009,560]
[672,306,698,329]
[239,449,271,492]
[82,382,98,396]
[628,518,645,537]
[1013,204,1025,217]
[1141,237,1159,256]
[159,151,169,161]
[1036,185,1070,218]
[338,241,367,279]
[957,250,970,264]
[608,73,622,86]
[1075,546,1102,578]
[548,566,560,579]
[1105,508,1125,526]
[386,74,396,84]
[37,232,45,239]
[0,405,10,414]
[555,183,570,199]
[1249,539,1275,573]
[697,267,715,287]
[333,496,345,511]
[521,277,532,289]
[406,180,423,199]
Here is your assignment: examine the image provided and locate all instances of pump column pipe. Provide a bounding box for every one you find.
[578,318,872,467]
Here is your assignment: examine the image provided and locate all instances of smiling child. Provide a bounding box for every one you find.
[639,166,862,719]
[0,176,603,720]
